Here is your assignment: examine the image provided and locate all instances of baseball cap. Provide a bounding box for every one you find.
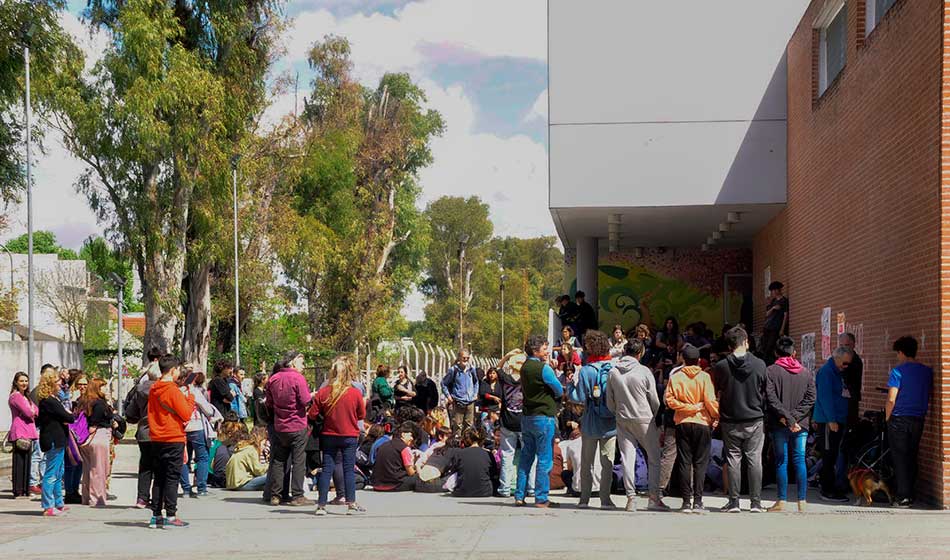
[682,344,700,361]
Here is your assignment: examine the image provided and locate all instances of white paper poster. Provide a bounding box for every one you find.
[821,307,832,360]
[801,333,816,373]
[764,266,771,298]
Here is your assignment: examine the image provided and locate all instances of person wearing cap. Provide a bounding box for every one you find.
[179,369,217,498]
[607,338,669,512]
[495,348,535,497]
[762,281,788,364]
[663,343,719,513]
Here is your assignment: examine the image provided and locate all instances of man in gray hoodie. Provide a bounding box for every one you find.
[606,338,668,512]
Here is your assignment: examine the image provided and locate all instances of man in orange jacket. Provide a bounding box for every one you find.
[147,355,195,529]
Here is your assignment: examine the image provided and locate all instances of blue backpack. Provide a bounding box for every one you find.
[588,361,616,419]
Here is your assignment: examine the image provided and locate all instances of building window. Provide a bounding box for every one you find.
[866,0,898,35]
[817,1,847,95]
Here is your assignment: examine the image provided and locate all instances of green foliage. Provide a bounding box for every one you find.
[4,230,78,259]
[421,196,492,299]
[79,235,139,307]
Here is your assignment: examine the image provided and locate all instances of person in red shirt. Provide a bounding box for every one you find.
[146,355,195,529]
[311,355,367,516]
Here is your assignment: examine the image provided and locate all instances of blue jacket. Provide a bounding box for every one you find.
[441,364,479,404]
[568,360,617,438]
[814,358,848,424]
[229,380,247,419]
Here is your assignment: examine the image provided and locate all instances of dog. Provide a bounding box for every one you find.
[848,467,893,506]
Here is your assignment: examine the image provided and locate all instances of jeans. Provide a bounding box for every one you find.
[152,442,185,518]
[772,427,808,501]
[515,415,556,503]
[580,435,616,504]
[818,422,846,495]
[237,475,268,491]
[179,431,210,493]
[318,436,358,505]
[30,441,46,487]
[498,426,534,496]
[267,428,308,499]
[617,419,661,499]
[675,423,712,503]
[41,446,65,510]
[137,441,155,504]
[722,419,764,502]
[887,416,925,502]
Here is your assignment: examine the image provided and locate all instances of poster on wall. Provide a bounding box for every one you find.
[801,333,816,373]
[821,307,832,359]
[836,312,846,336]
[764,266,771,298]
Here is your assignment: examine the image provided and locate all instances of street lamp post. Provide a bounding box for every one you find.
[24,31,35,386]
[231,154,241,367]
[109,273,126,415]
[500,270,506,355]
[458,236,468,352]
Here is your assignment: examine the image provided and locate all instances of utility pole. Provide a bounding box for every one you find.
[500,269,506,355]
[231,155,241,367]
[24,30,35,386]
[109,273,126,415]
[458,236,468,352]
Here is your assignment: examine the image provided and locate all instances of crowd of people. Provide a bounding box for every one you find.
[4,284,935,523]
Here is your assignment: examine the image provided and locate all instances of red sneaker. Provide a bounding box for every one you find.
[30,485,42,495]
[43,508,62,517]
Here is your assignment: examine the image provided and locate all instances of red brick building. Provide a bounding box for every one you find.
[754,0,949,506]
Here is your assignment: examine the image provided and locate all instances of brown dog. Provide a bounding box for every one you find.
[848,468,893,506]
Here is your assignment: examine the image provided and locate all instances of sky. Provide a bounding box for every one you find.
[6,0,553,320]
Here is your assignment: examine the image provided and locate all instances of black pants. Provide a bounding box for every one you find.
[375,474,423,492]
[12,446,31,497]
[887,416,925,502]
[761,329,780,364]
[676,423,711,503]
[818,423,845,494]
[267,429,308,499]
[137,441,155,504]
[151,442,185,518]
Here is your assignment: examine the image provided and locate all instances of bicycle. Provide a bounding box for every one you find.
[850,388,894,485]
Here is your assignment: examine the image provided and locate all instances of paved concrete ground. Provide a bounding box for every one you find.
[1,445,949,560]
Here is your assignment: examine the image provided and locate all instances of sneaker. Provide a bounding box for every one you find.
[767,500,785,513]
[148,516,162,529]
[42,508,62,517]
[600,501,618,510]
[513,499,526,507]
[625,497,637,512]
[526,491,535,498]
[197,491,209,497]
[30,485,42,495]
[893,498,913,509]
[188,490,199,499]
[269,496,281,506]
[720,499,741,513]
[648,498,671,512]
[797,501,807,513]
[750,501,765,513]
[346,503,366,515]
[693,501,706,514]
[329,496,347,506]
[820,492,849,503]
[678,500,692,514]
[577,500,590,509]
[535,501,560,509]
[314,506,328,516]
[56,505,69,513]
[165,517,190,528]
[289,496,316,507]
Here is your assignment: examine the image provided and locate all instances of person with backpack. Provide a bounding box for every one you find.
[607,338,670,512]
[442,351,479,432]
[495,349,534,497]
[566,330,618,509]
[124,358,162,509]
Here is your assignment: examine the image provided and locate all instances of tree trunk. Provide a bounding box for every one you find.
[141,259,182,362]
[182,262,212,373]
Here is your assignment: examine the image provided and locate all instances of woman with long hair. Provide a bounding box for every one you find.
[76,378,113,506]
[311,354,367,516]
[8,372,38,498]
[226,427,270,491]
[393,365,416,409]
[656,316,683,362]
[252,372,269,427]
[609,324,628,359]
[36,369,75,516]
[478,367,503,413]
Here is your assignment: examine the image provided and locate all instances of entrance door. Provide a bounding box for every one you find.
[723,274,753,329]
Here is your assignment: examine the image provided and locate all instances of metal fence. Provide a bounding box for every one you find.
[354,339,497,391]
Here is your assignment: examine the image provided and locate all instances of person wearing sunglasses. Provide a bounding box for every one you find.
[814,345,853,503]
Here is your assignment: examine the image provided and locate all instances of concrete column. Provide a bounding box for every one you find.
[575,236,599,323]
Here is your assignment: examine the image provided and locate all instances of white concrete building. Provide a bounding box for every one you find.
[0,252,87,341]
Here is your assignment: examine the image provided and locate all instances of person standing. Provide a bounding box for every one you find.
[208,359,234,417]
[515,335,563,508]
[607,338,669,512]
[36,369,75,516]
[412,372,439,414]
[496,350,534,498]
[442,351,479,432]
[147,355,196,529]
[574,291,597,342]
[664,344,718,513]
[393,366,416,409]
[179,371,216,498]
[886,336,933,508]
[125,363,161,509]
[312,355,367,516]
[566,330,618,509]
[8,372,38,498]
[229,368,248,421]
[372,365,395,411]
[712,326,768,513]
[765,337,815,513]
[251,372,269,428]
[655,317,684,363]
[556,295,580,339]
[761,281,788,364]
[479,367,503,413]
[77,378,114,507]
[264,351,314,507]
[838,333,862,425]
[814,346,852,503]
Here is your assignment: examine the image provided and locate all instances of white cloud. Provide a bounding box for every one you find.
[59,11,109,74]
[524,88,547,123]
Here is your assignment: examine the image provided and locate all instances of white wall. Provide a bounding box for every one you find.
[0,340,83,433]
[0,253,87,341]
[548,0,809,209]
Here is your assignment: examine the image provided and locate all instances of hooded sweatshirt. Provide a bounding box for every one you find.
[712,352,767,423]
[765,358,816,430]
[664,365,719,426]
[148,380,196,443]
[606,356,660,423]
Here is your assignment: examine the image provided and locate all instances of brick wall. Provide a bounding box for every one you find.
[753,0,948,505]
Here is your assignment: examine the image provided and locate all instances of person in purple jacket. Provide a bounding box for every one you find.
[264,351,315,506]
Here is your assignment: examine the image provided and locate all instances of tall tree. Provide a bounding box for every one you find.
[5,230,78,259]
[79,235,138,308]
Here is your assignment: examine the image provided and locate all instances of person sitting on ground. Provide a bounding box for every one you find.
[442,428,498,498]
[558,428,585,497]
[416,426,453,469]
[556,342,582,388]
[609,324,628,359]
[371,421,422,492]
[226,427,270,491]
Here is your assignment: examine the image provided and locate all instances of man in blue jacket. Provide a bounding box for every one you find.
[442,351,479,432]
[814,346,853,502]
